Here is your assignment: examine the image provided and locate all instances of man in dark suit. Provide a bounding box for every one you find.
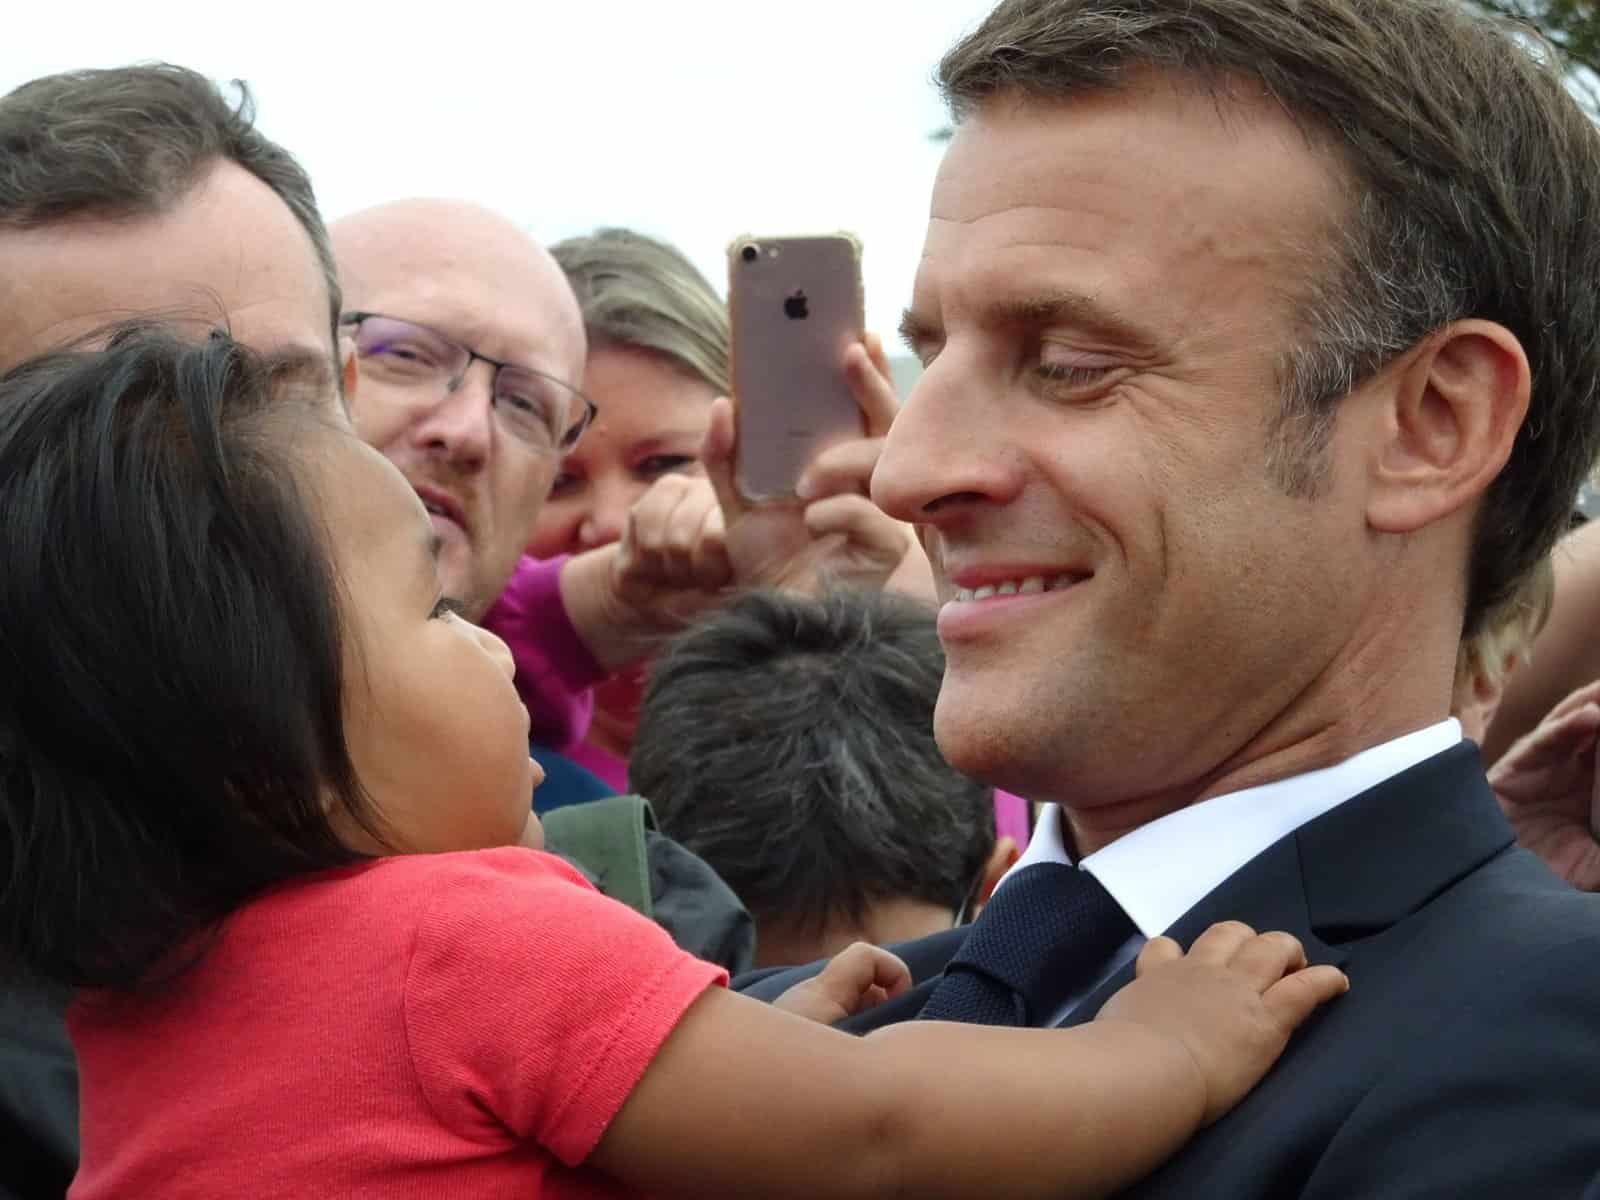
[746,0,1600,1192]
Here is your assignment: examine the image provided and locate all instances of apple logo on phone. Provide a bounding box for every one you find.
[784,290,810,320]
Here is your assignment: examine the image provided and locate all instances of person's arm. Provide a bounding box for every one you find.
[589,924,1346,1200]
[1483,519,1600,763]
[557,516,725,674]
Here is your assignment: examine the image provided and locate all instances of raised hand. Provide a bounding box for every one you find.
[702,333,920,596]
[1487,678,1600,891]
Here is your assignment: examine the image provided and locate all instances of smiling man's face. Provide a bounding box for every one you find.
[872,81,1373,831]
[332,200,587,621]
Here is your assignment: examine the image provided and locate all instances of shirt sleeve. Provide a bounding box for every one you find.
[479,555,606,750]
[403,847,727,1166]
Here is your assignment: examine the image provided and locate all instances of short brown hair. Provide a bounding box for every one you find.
[939,0,1600,637]
[0,63,340,349]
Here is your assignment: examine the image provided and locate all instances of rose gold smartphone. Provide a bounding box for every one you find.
[727,233,865,502]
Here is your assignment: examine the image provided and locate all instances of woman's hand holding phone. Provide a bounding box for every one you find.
[566,333,927,672]
[702,332,921,595]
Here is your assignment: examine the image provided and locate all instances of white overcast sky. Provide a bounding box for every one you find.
[1,0,999,341]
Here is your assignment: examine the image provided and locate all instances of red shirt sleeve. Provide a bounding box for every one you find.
[402,848,726,1166]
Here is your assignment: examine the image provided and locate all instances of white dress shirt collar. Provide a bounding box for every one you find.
[1003,719,1463,938]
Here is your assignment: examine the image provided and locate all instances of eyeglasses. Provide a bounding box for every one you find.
[340,312,596,455]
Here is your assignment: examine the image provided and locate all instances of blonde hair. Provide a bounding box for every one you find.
[1455,555,1556,694]
[551,227,729,396]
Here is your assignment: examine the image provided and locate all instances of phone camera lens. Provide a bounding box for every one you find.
[740,243,759,263]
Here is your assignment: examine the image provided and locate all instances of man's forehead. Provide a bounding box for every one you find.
[333,204,585,376]
[912,91,1341,323]
[0,177,334,372]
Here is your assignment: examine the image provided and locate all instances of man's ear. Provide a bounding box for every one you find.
[971,837,1021,916]
[1367,319,1529,535]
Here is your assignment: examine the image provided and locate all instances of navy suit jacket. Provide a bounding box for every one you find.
[739,744,1600,1196]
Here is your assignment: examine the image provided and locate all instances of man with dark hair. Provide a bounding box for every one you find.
[750,0,1600,1193]
[0,64,340,380]
[631,589,1017,967]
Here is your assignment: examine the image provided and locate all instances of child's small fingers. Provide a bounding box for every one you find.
[1185,920,1257,965]
[861,945,912,997]
[819,942,909,999]
[1261,965,1350,1029]
[1227,930,1308,988]
[1135,935,1182,975]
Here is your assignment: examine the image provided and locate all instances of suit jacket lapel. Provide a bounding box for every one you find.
[1062,742,1510,1028]
[1062,834,1338,1027]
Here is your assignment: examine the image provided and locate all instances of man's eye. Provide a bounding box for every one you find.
[497,389,541,416]
[548,471,581,497]
[1036,361,1112,389]
[370,341,439,368]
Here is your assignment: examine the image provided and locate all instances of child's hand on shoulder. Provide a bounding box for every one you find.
[772,942,912,1025]
[1097,921,1349,1125]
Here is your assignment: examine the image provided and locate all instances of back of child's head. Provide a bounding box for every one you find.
[631,588,996,945]
[0,325,373,991]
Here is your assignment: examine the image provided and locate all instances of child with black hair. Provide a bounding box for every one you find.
[0,328,1346,1200]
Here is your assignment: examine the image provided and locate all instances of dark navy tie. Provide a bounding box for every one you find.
[918,861,1136,1026]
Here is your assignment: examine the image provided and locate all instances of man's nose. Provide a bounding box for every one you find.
[408,361,495,469]
[871,355,1019,526]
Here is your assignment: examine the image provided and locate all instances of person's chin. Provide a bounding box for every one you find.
[934,683,1026,777]
[517,810,545,853]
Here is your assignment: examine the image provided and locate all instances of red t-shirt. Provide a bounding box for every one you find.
[68,847,726,1199]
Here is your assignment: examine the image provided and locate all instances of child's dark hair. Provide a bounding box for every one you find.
[0,325,376,991]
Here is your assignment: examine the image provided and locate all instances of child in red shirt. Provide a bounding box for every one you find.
[0,329,1346,1199]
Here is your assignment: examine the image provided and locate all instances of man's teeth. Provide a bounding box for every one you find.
[953,574,1078,602]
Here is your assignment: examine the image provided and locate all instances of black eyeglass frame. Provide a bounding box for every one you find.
[340,311,597,454]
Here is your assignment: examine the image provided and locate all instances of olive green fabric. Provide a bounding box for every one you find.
[541,794,657,920]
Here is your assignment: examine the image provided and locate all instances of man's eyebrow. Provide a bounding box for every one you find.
[899,291,1157,355]
[980,292,1157,350]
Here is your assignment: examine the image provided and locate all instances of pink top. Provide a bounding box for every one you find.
[993,790,1032,849]
[481,555,606,752]
[569,739,631,792]
[69,848,726,1200]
